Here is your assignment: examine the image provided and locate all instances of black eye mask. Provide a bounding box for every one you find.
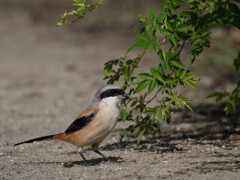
[100,89,125,99]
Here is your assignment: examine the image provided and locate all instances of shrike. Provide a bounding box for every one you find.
[15,84,129,164]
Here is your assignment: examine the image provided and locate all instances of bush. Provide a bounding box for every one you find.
[58,0,240,144]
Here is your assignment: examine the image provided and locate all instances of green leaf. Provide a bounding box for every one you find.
[161,109,166,119]
[104,64,112,76]
[120,108,126,122]
[233,52,240,72]
[126,60,134,65]
[159,29,172,36]
[165,20,174,32]
[177,24,192,32]
[126,40,147,53]
[159,3,168,11]
[166,62,173,72]
[68,10,78,15]
[175,99,178,109]
[138,73,153,79]
[180,70,187,79]
[135,80,150,93]
[123,68,130,81]
[165,86,172,91]
[155,24,161,33]
[171,0,184,8]
[185,73,195,80]
[137,14,147,23]
[209,1,215,13]
[148,8,155,22]
[166,51,179,60]
[134,35,147,42]
[144,107,157,113]
[145,42,154,51]
[185,80,195,89]
[156,13,167,23]
[153,43,160,54]
[182,101,193,111]
[131,78,139,85]
[158,64,164,73]
[207,92,229,103]
[170,35,178,47]
[175,69,180,78]
[172,91,177,99]
[137,130,144,145]
[131,100,138,107]
[120,128,128,142]
[145,23,154,41]
[150,68,165,82]
[158,49,164,62]
[148,80,156,94]
[170,60,186,69]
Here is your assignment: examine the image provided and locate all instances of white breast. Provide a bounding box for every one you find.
[99,96,120,126]
[98,98,120,137]
[84,97,120,145]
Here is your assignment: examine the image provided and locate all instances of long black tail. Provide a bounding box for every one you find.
[14,134,55,146]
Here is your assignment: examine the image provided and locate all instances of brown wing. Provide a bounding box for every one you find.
[65,109,98,134]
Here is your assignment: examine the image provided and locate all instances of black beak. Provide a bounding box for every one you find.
[121,93,130,99]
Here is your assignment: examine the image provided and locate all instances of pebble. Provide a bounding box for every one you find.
[63,162,74,168]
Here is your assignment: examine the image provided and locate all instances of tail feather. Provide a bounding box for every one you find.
[14,134,55,146]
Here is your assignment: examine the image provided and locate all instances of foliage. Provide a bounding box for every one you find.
[57,0,102,25]
[206,40,239,69]
[59,0,240,144]
[207,42,240,117]
[207,51,240,116]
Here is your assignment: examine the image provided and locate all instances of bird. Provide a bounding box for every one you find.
[14,84,129,164]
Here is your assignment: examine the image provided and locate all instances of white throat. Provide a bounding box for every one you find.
[100,96,120,107]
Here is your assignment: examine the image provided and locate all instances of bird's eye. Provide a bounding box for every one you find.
[110,90,115,94]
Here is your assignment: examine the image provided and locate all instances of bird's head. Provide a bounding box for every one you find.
[92,84,130,105]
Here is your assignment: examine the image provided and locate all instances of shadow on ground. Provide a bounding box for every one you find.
[71,156,124,166]
[20,156,123,167]
[102,103,239,150]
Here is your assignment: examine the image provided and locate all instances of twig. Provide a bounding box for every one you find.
[122,50,146,90]
[146,87,162,105]
[63,0,103,25]
[130,50,146,74]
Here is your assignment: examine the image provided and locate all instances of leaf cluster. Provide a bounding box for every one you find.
[103,0,240,144]
[208,51,240,116]
[57,0,102,25]
[59,0,240,144]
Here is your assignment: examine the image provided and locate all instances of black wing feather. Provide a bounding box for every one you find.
[65,113,95,134]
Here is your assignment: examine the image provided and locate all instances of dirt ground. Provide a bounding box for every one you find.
[0,2,240,180]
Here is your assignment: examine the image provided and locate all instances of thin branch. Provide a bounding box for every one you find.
[146,87,162,105]
[123,50,146,90]
[63,0,103,25]
[130,50,146,74]
[177,41,185,59]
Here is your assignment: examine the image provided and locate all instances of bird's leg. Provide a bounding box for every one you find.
[93,149,109,161]
[77,147,87,164]
[92,143,109,161]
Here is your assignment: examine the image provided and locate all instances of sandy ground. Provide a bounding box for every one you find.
[0,6,240,180]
